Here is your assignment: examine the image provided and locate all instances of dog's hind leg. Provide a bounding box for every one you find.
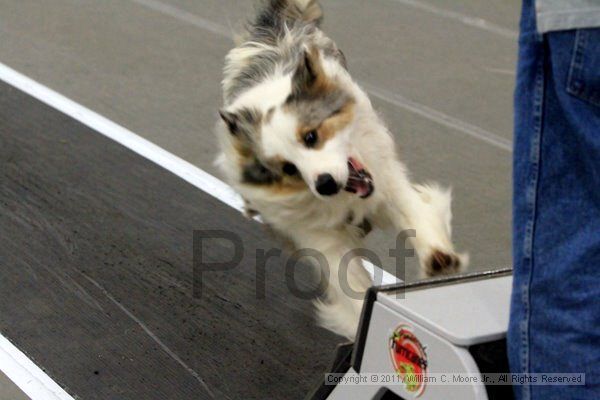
[292,229,372,339]
[378,161,468,277]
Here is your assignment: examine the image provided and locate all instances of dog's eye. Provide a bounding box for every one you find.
[282,162,298,176]
[303,130,318,148]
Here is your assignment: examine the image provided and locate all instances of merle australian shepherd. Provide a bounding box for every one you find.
[216,0,467,339]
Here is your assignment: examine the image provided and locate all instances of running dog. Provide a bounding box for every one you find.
[216,0,467,339]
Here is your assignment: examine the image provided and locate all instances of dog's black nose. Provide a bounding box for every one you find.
[315,173,339,196]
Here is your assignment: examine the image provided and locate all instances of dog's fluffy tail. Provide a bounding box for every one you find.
[314,260,371,339]
[314,294,364,340]
[255,0,323,26]
[242,0,322,44]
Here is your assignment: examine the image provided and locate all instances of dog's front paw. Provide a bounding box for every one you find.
[424,249,467,277]
[242,198,260,220]
[243,207,260,219]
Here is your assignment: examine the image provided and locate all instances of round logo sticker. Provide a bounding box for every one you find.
[389,324,428,397]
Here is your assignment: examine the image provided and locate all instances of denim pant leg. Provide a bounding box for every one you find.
[509,1,600,399]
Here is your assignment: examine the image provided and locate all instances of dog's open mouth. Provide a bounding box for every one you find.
[345,157,374,198]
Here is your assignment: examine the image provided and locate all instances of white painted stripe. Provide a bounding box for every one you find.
[483,67,516,76]
[126,0,512,152]
[0,335,74,400]
[0,60,398,396]
[387,0,518,39]
[361,82,513,152]
[0,63,243,210]
[130,0,233,38]
[79,273,217,399]
[0,63,402,281]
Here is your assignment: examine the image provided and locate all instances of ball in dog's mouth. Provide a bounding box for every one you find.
[345,157,374,198]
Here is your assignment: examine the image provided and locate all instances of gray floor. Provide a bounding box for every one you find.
[0,0,519,276]
[0,82,342,399]
[0,371,28,400]
[0,1,520,397]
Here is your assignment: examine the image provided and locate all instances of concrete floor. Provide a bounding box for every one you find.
[0,0,520,396]
[0,371,28,400]
[0,82,347,399]
[0,0,519,275]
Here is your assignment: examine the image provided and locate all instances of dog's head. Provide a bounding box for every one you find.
[219,47,373,200]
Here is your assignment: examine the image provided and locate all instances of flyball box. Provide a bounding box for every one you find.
[309,269,514,400]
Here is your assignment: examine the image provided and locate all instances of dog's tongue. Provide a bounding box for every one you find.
[345,157,374,198]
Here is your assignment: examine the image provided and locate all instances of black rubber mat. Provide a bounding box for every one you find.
[0,81,342,400]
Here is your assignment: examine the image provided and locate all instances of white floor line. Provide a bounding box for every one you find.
[0,59,398,398]
[126,0,512,153]
[361,82,513,152]
[130,0,233,38]
[0,61,395,284]
[387,0,518,39]
[0,63,243,210]
[0,335,74,400]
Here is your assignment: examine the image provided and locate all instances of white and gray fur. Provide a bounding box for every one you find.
[216,0,468,339]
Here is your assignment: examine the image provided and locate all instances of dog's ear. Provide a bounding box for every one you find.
[292,47,323,95]
[220,108,262,139]
[219,109,238,135]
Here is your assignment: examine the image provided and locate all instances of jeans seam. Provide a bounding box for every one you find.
[520,37,546,400]
[567,30,586,96]
[566,29,600,107]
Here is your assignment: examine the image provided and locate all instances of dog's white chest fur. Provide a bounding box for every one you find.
[215,0,467,339]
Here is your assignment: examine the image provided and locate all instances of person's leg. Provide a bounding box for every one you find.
[510,1,600,399]
[509,1,544,395]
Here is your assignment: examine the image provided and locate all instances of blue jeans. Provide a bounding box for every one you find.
[509,1,600,399]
